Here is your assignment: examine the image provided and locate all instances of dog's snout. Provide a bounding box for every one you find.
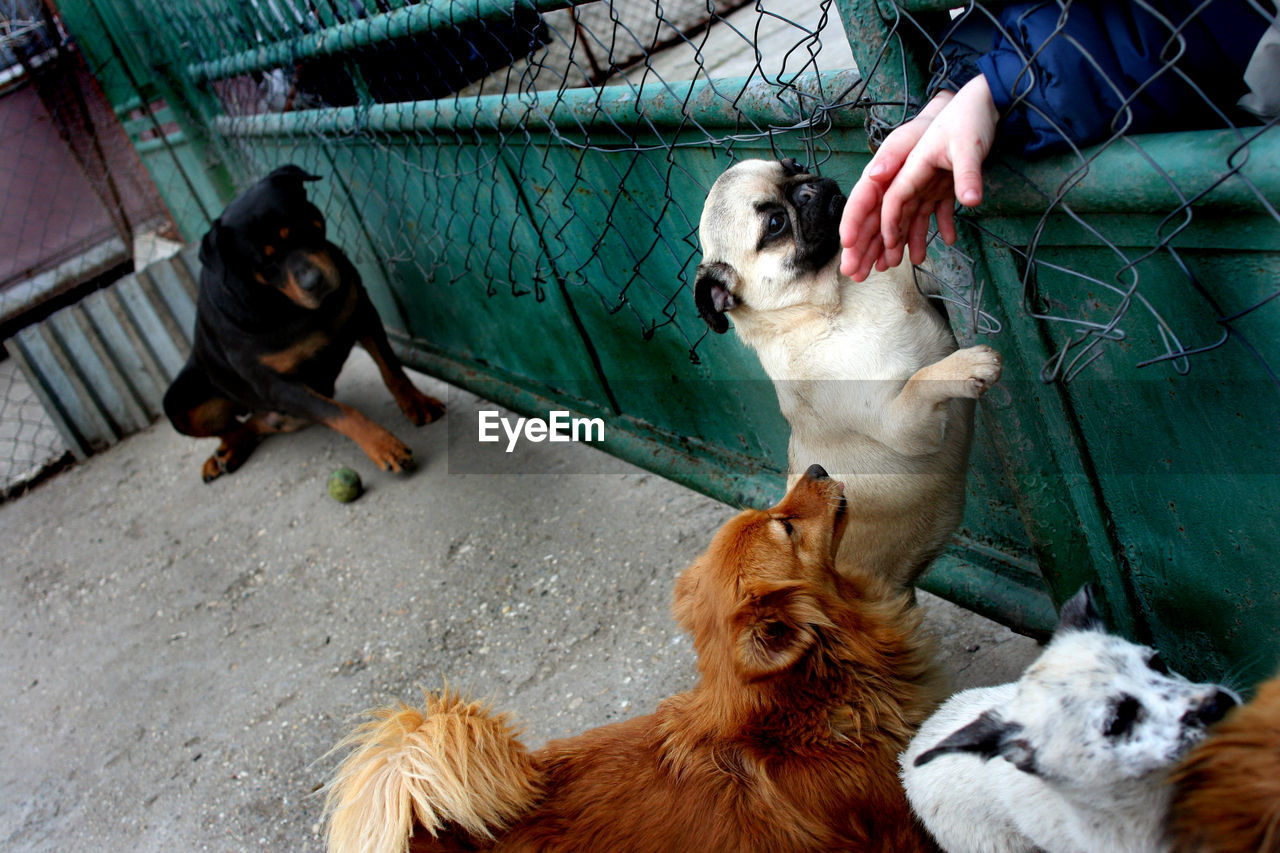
[1189,689,1239,727]
[788,177,844,215]
[803,463,829,481]
[297,266,325,293]
[792,181,821,206]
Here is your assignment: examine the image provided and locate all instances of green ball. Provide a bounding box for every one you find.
[327,467,362,503]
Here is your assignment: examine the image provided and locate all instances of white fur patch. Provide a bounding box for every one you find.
[902,622,1238,853]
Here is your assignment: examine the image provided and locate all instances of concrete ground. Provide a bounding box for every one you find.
[0,350,1040,852]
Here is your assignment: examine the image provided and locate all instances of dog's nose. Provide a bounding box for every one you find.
[788,177,842,214]
[297,266,325,293]
[1189,689,1239,727]
[804,463,829,481]
[792,181,820,206]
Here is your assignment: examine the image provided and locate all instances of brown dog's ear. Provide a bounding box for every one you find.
[732,583,831,680]
[671,565,702,636]
[694,261,741,334]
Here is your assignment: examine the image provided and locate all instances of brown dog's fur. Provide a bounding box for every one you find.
[1168,670,1280,853]
[324,468,941,852]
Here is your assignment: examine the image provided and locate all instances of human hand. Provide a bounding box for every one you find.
[839,75,998,281]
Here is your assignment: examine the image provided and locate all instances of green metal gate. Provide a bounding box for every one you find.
[54,0,1280,687]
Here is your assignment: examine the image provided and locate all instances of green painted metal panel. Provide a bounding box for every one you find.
[1000,239,1279,679]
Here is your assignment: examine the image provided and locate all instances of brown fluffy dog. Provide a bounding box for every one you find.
[324,465,940,852]
[1168,669,1280,853]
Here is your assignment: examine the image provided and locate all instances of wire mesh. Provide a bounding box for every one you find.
[164,0,1280,384]
[0,352,70,498]
[164,1,864,351]
[907,0,1280,383]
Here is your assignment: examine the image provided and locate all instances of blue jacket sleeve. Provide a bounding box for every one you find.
[935,0,1267,157]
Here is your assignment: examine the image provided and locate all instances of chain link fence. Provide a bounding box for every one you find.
[913,1,1280,383]
[169,0,1279,381]
[158,0,858,379]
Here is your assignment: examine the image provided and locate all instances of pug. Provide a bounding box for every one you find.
[694,158,1001,590]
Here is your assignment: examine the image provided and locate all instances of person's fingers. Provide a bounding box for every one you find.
[861,119,927,184]
[880,186,907,252]
[881,238,904,271]
[842,212,875,274]
[839,180,879,249]
[950,139,986,208]
[850,187,892,272]
[878,145,942,251]
[907,209,933,266]
[840,245,859,279]
[851,232,884,282]
[934,199,957,246]
[891,195,923,251]
[842,120,932,265]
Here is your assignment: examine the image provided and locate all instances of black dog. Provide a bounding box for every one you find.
[163,165,444,482]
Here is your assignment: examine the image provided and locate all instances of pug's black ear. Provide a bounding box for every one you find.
[694,261,741,334]
[1056,584,1106,636]
[267,164,321,183]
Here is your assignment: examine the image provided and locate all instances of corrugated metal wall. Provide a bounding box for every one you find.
[4,248,197,458]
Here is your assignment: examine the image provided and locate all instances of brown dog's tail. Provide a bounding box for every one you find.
[324,689,543,853]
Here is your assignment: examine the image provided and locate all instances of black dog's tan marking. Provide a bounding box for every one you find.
[163,164,445,482]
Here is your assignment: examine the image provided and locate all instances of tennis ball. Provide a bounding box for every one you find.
[327,467,362,503]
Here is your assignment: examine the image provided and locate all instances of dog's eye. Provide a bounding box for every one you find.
[775,518,794,536]
[765,211,788,238]
[262,244,275,257]
[278,227,290,240]
[1105,695,1142,738]
[1146,653,1170,675]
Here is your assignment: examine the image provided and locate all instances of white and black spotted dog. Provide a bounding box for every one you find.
[901,585,1239,853]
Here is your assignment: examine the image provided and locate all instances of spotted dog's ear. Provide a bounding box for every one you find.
[913,710,1038,775]
[1056,584,1106,635]
[694,261,741,334]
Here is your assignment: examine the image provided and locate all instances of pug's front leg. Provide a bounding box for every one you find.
[874,345,1002,456]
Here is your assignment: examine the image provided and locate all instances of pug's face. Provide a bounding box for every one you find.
[695,159,846,333]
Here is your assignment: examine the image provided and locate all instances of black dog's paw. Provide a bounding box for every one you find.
[201,435,256,483]
[201,455,226,483]
[401,390,446,426]
[356,427,415,474]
